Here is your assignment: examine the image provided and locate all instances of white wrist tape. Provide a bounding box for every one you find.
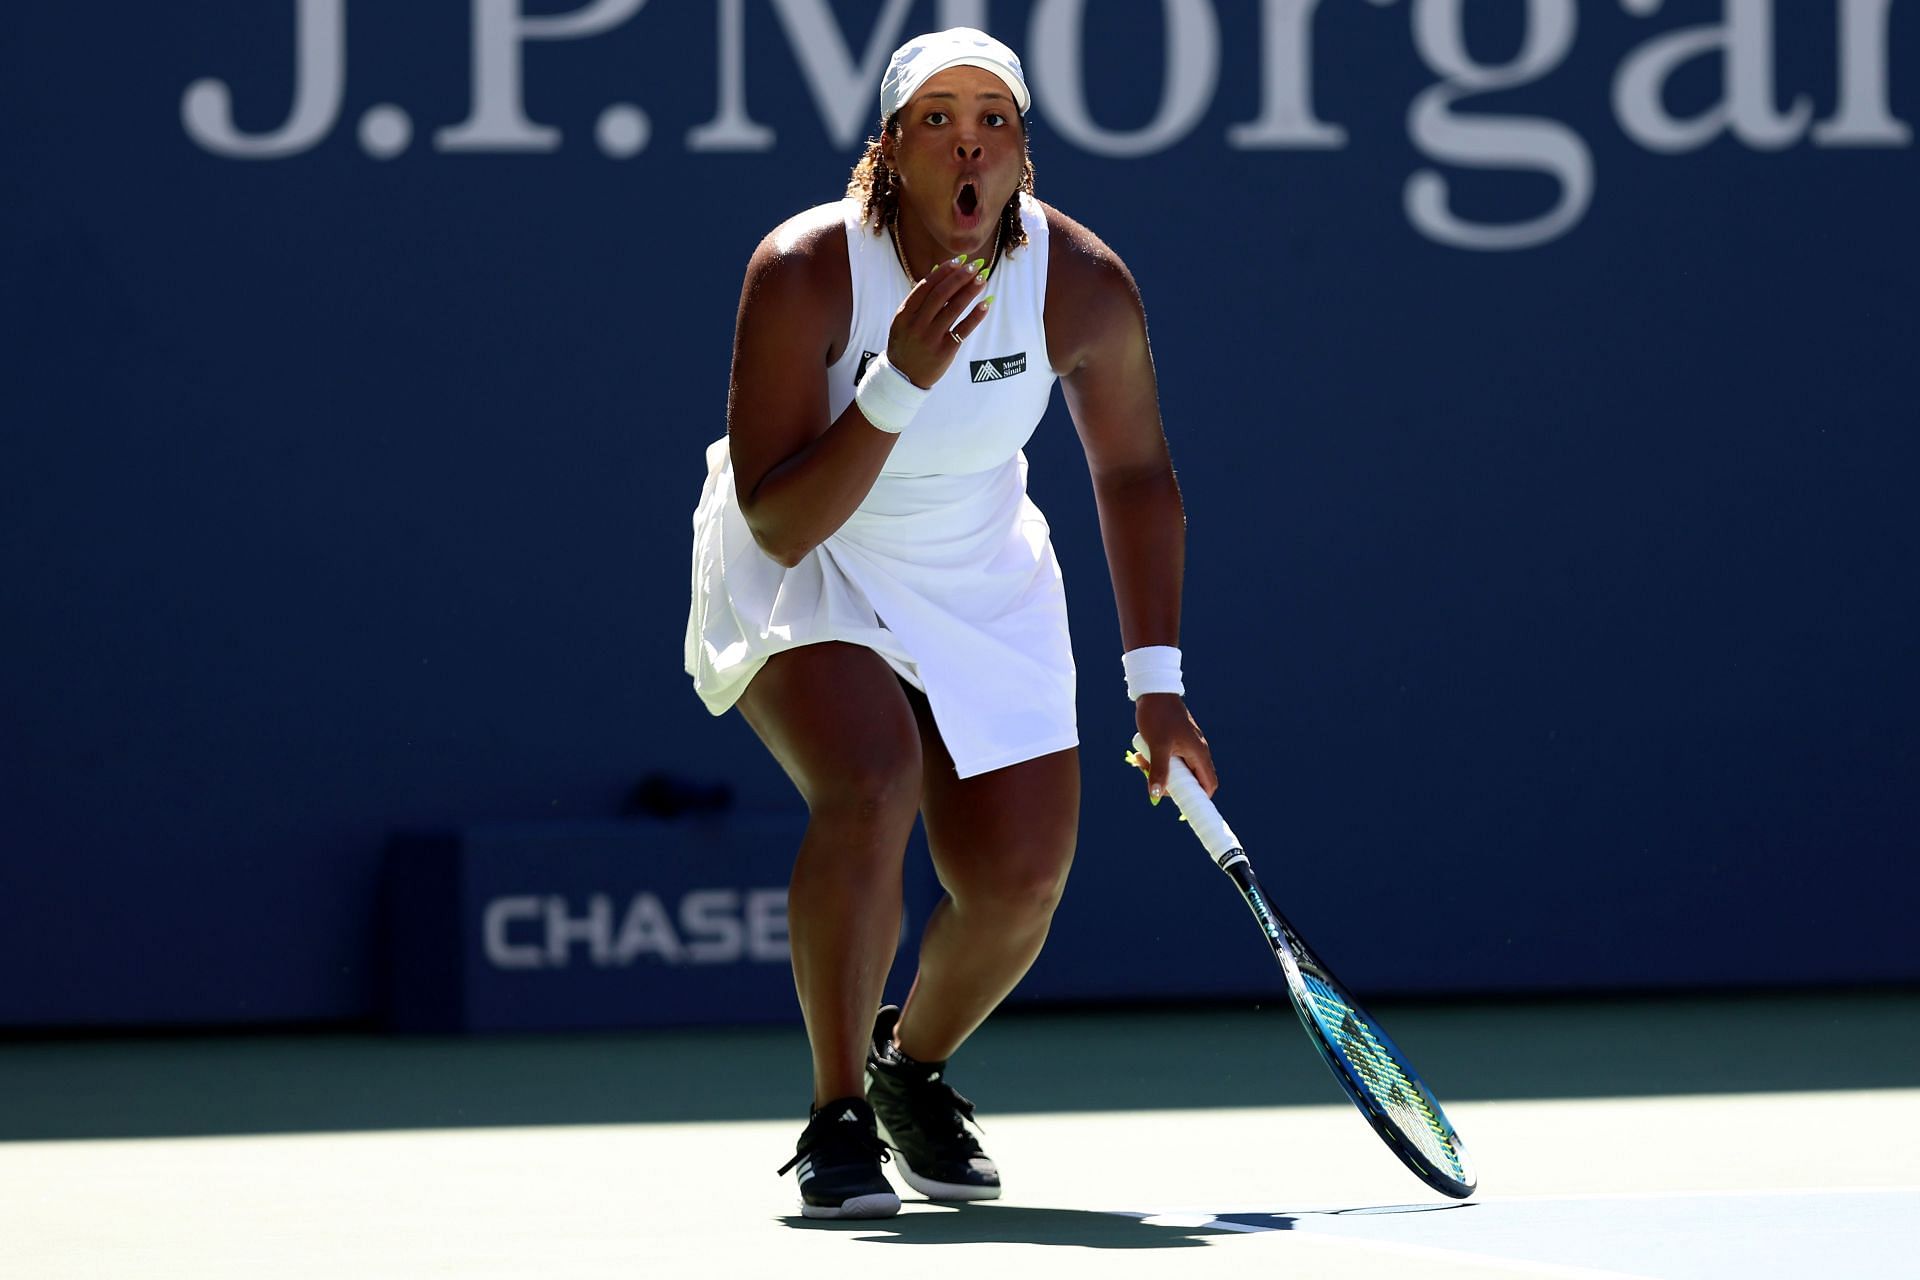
[1122,645,1184,701]
[854,353,928,435]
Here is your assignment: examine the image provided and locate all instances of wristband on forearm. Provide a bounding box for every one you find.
[1122,645,1184,700]
[853,353,928,435]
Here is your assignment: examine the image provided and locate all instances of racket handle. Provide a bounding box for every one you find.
[1131,734,1243,865]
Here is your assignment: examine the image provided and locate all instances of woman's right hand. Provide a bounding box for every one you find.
[888,256,993,389]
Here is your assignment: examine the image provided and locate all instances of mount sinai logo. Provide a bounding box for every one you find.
[970,352,1027,383]
[854,350,1028,385]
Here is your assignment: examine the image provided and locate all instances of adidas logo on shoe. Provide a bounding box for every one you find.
[777,1097,899,1220]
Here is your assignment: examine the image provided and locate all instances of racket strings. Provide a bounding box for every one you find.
[1302,975,1466,1182]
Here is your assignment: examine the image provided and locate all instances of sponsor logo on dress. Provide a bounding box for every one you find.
[970,353,1026,383]
[856,350,879,382]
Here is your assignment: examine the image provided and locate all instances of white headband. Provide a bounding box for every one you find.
[879,27,1031,120]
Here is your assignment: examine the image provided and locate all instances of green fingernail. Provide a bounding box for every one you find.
[970,257,986,272]
[979,294,994,306]
[950,254,967,265]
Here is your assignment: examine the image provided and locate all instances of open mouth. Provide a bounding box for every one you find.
[955,181,980,220]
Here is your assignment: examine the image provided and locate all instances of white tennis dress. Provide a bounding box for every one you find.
[685,192,1074,778]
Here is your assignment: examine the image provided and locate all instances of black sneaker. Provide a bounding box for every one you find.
[864,1006,1001,1201]
[775,1096,900,1219]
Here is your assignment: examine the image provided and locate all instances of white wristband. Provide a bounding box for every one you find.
[854,353,928,435]
[1122,645,1184,701]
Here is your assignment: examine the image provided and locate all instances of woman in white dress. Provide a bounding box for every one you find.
[685,27,1219,1219]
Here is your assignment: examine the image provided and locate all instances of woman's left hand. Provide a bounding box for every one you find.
[1132,693,1217,801]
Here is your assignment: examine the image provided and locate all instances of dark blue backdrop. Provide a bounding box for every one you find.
[4,1,1915,1026]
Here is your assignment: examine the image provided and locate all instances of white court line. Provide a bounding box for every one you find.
[1442,1184,1920,1204]
[1113,1210,1660,1280]
[1158,1183,1920,1215]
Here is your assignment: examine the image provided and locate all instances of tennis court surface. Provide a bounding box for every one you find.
[5,992,1915,1279]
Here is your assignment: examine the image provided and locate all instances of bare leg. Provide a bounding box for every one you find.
[736,644,923,1108]
[890,686,1079,1064]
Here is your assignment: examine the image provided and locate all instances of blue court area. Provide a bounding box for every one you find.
[4,994,1915,1278]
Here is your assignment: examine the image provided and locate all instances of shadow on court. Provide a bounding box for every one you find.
[779,1203,1234,1248]
[1209,1202,1474,1231]
[3,990,1915,1141]
[775,1199,1474,1248]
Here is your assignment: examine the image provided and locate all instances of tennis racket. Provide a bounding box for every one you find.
[1128,735,1477,1199]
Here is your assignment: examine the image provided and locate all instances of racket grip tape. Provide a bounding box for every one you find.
[1130,734,1243,864]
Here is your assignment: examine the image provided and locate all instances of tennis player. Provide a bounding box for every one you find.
[685,26,1218,1219]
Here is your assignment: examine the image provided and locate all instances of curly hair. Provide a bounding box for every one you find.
[847,113,1034,256]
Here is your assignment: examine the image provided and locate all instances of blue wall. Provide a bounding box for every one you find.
[4,1,1916,1025]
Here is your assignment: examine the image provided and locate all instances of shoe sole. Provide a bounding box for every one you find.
[800,1191,901,1219]
[872,1117,1002,1202]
